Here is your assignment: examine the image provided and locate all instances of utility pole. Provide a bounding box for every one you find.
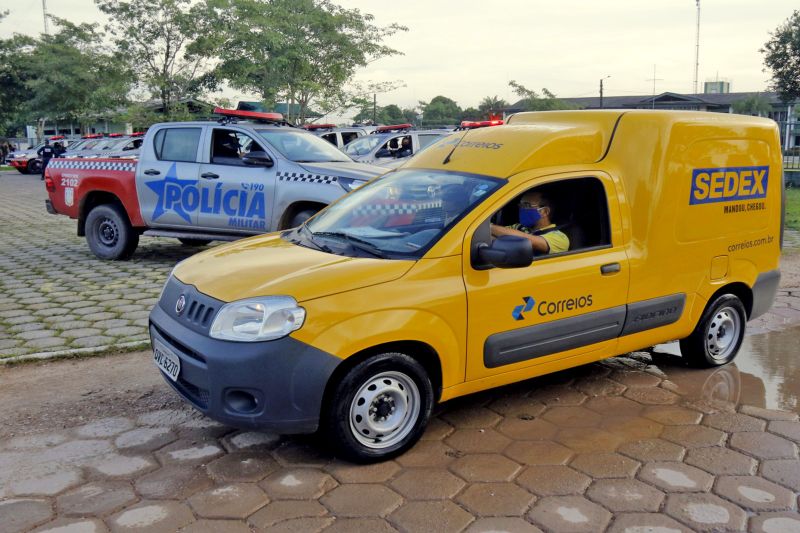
[599,76,611,108]
[693,0,701,94]
[646,65,664,109]
[42,0,49,35]
[372,93,377,124]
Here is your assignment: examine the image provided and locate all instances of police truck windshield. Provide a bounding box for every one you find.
[300,169,503,259]
[255,130,351,163]
[343,136,382,156]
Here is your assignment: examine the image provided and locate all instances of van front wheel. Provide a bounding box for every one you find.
[323,353,433,463]
[679,294,746,368]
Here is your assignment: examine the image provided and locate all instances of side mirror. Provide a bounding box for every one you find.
[375,148,392,158]
[474,235,533,270]
[242,151,274,167]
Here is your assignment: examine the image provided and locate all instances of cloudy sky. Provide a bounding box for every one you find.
[1,0,795,109]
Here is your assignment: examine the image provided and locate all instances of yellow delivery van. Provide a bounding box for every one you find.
[149,110,783,462]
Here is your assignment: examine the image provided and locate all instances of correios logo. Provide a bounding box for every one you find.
[513,294,593,321]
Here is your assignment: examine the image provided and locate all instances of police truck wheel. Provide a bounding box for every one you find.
[178,238,211,247]
[85,204,139,260]
[323,352,433,463]
[28,159,42,174]
[679,294,746,368]
[290,209,318,228]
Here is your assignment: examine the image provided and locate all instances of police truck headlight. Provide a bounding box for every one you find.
[210,296,305,342]
[338,177,366,193]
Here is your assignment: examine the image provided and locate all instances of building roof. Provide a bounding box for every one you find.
[506,91,796,113]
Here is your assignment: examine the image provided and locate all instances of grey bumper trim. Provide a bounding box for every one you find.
[750,269,781,320]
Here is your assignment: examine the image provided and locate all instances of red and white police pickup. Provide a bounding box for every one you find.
[44,109,386,259]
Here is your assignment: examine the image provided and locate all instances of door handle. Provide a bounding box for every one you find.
[601,262,621,275]
[144,169,160,176]
[201,172,219,180]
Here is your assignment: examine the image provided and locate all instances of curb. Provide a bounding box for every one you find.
[0,340,151,365]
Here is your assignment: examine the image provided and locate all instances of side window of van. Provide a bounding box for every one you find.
[491,177,611,255]
[321,133,338,146]
[153,127,202,162]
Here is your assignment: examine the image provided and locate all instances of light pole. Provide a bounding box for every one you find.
[599,76,611,108]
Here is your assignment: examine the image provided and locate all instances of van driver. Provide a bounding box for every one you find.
[490,190,569,254]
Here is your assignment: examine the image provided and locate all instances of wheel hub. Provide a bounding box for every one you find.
[98,218,119,247]
[349,371,421,450]
[706,307,741,360]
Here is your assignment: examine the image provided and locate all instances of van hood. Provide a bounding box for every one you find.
[298,161,386,182]
[172,233,414,303]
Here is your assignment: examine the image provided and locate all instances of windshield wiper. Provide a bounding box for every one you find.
[313,231,388,258]
[298,224,332,253]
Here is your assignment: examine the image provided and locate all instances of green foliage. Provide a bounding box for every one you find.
[762,11,800,102]
[786,186,800,231]
[0,34,34,136]
[352,103,415,125]
[509,80,575,111]
[199,0,407,124]
[732,94,774,116]
[478,95,508,113]
[460,107,482,121]
[419,95,462,125]
[96,0,212,118]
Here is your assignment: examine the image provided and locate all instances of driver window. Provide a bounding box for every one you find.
[211,129,265,166]
[482,177,611,258]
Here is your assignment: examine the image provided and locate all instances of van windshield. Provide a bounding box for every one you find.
[299,169,503,259]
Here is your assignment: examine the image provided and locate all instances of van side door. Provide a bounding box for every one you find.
[136,125,203,229]
[463,173,630,381]
[196,127,277,234]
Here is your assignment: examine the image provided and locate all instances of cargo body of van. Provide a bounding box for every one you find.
[149,110,782,462]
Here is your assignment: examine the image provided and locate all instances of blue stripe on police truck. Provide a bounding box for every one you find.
[689,166,768,205]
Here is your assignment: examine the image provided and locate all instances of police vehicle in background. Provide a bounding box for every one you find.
[44,108,387,260]
[7,136,70,174]
[343,124,450,167]
[302,124,374,150]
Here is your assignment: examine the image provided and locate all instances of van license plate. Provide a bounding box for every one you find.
[153,340,180,382]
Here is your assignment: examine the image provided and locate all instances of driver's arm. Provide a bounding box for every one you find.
[490,223,550,254]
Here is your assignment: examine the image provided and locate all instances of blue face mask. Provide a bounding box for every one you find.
[519,207,541,227]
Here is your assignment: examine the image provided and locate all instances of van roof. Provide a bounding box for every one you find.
[407,110,777,179]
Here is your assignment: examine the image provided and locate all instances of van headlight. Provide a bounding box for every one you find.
[209,296,305,342]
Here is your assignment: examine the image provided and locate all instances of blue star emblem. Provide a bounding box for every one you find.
[145,163,197,223]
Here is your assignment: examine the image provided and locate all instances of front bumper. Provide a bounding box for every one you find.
[149,277,341,433]
[10,159,27,170]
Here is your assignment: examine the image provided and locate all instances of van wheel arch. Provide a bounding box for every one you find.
[279,201,327,230]
[707,282,753,319]
[322,341,443,409]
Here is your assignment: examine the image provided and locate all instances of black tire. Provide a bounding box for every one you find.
[28,159,42,174]
[85,204,139,260]
[178,238,211,247]
[679,294,747,368]
[17,166,29,175]
[322,352,434,463]
[289,209,319,228]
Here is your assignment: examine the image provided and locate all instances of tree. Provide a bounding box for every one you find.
[460,107,481,121]
[761,10,800,102]
[509,81,575,111]
[732,94,774,117]
[419,95,461,125]
[201,0,407,124]
[23,18,131,137]
[96,0,212,119]
[478,95,508,114]
[0,28,34,136]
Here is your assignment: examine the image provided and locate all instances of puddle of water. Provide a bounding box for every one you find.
[115,504,168,528]
[652,326,800,414]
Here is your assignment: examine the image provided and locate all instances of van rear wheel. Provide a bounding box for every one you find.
[178,238,211,247]
[679,294,746,368]
[323,352,433,463]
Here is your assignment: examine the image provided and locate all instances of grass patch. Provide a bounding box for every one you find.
[787,187,800,231]
[0,166,14,171]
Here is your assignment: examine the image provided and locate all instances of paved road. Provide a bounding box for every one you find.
[0,171,207,358]
[1,342,798,532]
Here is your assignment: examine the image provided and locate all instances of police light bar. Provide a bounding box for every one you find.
[375,123,413,133]
[108,133,124,137]
[459,120,504,129]
[214,107,284,122]
[49,135,66,140]
[301,123,336,130]
[130,132,145,137]
[81,133,103,139]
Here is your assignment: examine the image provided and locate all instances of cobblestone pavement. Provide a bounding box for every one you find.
[2,170,800,361]
[0,172,211,359]
[1,344,799,533]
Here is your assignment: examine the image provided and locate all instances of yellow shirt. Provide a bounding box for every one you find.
[509,223,570,254]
